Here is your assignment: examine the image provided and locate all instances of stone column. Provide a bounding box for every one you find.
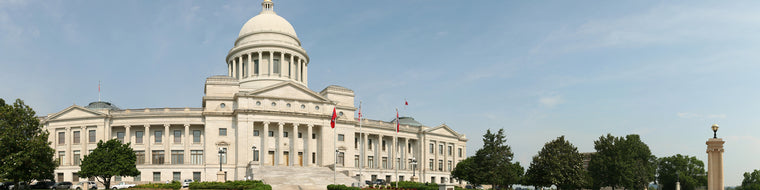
[145,125,151,164]
[228,62,232,76]
[289,54,294,78]
[404,138,409,170]
[65,127,71,165]
[262,122,269,165]
[279,52,285,77]
[706,138,725,190]
[248,53,253,78]
[277,122,284,166]
[80,126,86,157]
[164,124,170,164]
[377,134,383,169]
[125,125,131,145]
[292,124,298,166]
[362,133,368,169]
[391,136,396,169]
[306,124,313,166]
[232,58,237,79]
[303,61,308,85]
[268,51,273,76]
[299,60,304,82]
[237,56,243,78]
[184,124,190,164]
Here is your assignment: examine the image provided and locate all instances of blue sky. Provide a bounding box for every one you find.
[1,0,759,186]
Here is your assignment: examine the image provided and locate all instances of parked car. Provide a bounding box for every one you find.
[8,182,27,190]
[52,182,73,190]
[31,181,56,189]
[373,179,386,185]
[110,182,135,189]
[181,179,193,188]
[70,181,97,190]
[0,182,14,190]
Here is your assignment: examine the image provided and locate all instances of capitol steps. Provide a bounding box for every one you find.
[252,166,357,190]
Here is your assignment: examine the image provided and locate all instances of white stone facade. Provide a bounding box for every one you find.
[41,0,467,185]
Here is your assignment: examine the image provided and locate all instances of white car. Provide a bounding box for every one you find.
[182,179,194,188]
[71,181,97,190]
[110,182,135,189]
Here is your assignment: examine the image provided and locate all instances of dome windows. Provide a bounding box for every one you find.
[256,101,261,106]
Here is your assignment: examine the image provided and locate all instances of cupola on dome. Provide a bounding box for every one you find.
[235,0,300,46]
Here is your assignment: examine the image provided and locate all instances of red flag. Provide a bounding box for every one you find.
[331,107,337,128]
[405,99,408,106]
[357,106,362,121]
[396,109,399,133]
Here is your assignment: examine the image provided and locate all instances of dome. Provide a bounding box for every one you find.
[238,13,298,40]
[85,101,120,110]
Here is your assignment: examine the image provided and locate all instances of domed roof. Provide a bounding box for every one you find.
[237,1,298,40]
[238,14,298,39]
[85,101,120,110]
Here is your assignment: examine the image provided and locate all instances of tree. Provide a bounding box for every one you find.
[0,98,57,189]
[525,136,586,190]
[656,154,707,190]
[78,139,140,188]
[588,134,656,190]
[474,129,524,189]
[738,169,760,190]
[452,157,481,185]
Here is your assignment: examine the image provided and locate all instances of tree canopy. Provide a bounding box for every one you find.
[656,154,707,190]
[524,136,586,190]
[78,139,140,188]
[738,169,760,190]
[0,98,57,186]
[451,129,523,189]
[588,134,656,190]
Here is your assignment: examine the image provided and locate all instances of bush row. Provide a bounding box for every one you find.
[327,184,361,190]
[188,180,271,190]
[133,181,182,190]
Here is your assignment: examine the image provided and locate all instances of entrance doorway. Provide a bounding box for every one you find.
[268,151,275,166]
[284,151,289,166]
[298,152,303,166]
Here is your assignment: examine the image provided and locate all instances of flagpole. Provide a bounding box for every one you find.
[395,108,399,188]
[358,101,363,187]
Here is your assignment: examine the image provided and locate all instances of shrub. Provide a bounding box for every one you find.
[133,181,182,190]
[326,184,361,190]
[188,180,271,190]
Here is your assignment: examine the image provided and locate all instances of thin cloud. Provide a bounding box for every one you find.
[539,95,563,107]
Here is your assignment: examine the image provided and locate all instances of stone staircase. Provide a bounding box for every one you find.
[251,166,357,190]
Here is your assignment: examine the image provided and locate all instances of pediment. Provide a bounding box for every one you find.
[47,105,107,121]
[425,124,461,138]
[243,81,329,102]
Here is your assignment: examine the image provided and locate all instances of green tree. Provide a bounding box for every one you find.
[525,136,586,190]
[656,154,707,190]
[739,169,760,190]
[452,157,481,186]
[0,98,57,188]
[474,129,524,189]
[78,139,140,189]
[588,134,655,190]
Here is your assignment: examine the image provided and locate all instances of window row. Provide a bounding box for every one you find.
[252,130,317,139]
[134,150,205,165]
[353,138,414,153]
[58,130,205,145]
[428,143,464,158]
[428,159,454,172]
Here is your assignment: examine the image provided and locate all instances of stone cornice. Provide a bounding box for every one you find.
[203,96,235,101]
[226,42,309,64]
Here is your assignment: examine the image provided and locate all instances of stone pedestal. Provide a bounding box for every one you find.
[217,171,227,182]
[706,138,725,190]
[438,183,455,190]
[410,175,419,182]
[676,182,681,190]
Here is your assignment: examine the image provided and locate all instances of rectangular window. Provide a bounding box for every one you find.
[273,58,280,74]
[458,148,462,158]
[152,150,165,164]
[253,130,259,136]
[253,60,259,75]
[337,152,345,166]
[429,143,434,154]
[253,150,259,161]
[312,133,316,139]
[368,139,373,150]
[368,156,375,168]
[74,131,81,144]
[73,173,79,182]
[171,150,184,164]
[382,157,388,169]
[338,134,344,141]
[354,155,360,168]
[57,173,64,182]
[191,150,203,165]
[298,132,302,138]
[173,172,181,181]
[115,176,122,182]
[312,152,316,164]
[193,172,201,182]
[135,131,143,144]
[283,132,288,137]
[135,151,145,165]
[155,131,163,143]
[174,130,181,143]
[153,172,161,182]
[59,132,65,144]
[219,128,227,136]
[193,130,201,143]
[89,130,96,143]
[58,151,65,166]
[438,160,443,171]
[408,143,412,153]
[429,159,433,170]
[448,161,453,171]
[116,132,124,142]
[73,150,81,166]
[448,146,452,156]
[355,137,358,149]
[134,174,140,182]
[268,131,274,137]
[382,140,386,151]
[439,144,443,155]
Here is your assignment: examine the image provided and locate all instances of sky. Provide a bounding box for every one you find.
[1,0,759,186]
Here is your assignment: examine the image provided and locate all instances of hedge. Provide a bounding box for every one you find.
[327,184,361,190]
[133,181,182,190]
[188,180,271,190]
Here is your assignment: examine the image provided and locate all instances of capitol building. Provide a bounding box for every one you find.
[42,0,467,187]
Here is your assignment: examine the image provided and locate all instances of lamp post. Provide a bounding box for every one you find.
[411,158,417,177]
[218,147,226,171]
[712,124,719,138]
[252,145,257,163]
